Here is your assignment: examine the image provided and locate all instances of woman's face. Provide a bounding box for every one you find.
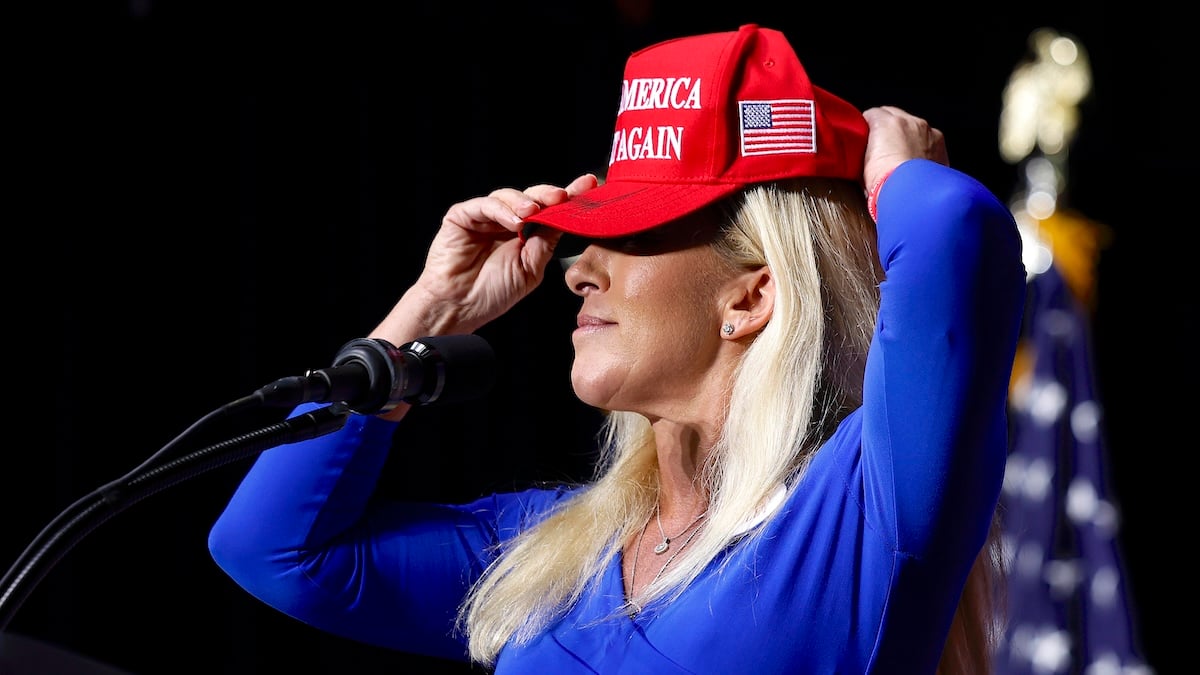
[563,218,739,420]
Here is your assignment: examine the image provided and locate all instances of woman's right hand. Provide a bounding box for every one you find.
[370,173,599,343]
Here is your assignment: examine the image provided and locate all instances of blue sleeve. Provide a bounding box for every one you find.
[207,403,573,661]
[863,159,1026,559]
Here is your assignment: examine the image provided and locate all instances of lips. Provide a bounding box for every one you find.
[576,314,614,329]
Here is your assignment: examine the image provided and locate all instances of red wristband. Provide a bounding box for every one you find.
[867,169,895,222]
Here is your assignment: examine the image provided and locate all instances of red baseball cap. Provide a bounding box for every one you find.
[524,24,869,239]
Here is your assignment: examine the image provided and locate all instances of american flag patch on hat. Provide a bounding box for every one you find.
[739,99,817,156]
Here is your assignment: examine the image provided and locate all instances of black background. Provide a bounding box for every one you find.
[9,1,1186,673]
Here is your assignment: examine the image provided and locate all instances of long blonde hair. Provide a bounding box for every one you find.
[460,178,1002,671]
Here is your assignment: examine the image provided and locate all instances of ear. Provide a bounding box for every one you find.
[720,265,775,339]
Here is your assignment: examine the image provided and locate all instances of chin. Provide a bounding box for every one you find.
[570,362,617,410]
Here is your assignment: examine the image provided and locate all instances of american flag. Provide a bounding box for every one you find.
[995,257,1152,675]
[739,99,816,156]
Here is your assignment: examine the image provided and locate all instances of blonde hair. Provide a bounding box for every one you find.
[460,178,1002,670]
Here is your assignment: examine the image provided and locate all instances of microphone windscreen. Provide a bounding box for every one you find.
[404,334,496,405]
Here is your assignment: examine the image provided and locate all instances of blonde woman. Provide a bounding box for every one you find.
[210,24,1024,674]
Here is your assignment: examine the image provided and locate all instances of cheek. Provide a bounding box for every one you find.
[620,262,728,378]
[623,254,724,331]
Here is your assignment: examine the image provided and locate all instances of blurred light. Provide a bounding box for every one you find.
[1027,190,1058,220]
[998,27,1092,165]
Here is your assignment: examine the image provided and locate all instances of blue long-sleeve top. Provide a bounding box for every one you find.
[208,159,1027,673]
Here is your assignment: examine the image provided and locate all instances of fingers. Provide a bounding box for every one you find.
[443,173,602,246]
[442,191,537,236]
[563,173,600,198]
[521,172,600,204]
[515,173,602,244]
[861,106,949,192]
[863,106,948,164]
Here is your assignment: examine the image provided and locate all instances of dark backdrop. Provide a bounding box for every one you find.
[10,2,1185,673]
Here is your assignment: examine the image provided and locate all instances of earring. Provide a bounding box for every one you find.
[722,322,735,336]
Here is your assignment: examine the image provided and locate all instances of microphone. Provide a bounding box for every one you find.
[255,334,496,414]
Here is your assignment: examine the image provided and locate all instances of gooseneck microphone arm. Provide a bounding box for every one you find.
[0,334,496,631]
[0,402,350,631]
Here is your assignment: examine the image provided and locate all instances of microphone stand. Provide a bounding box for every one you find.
[1,333,495,632]
[0,402,350,631]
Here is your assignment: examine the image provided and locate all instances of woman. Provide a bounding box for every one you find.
[209,24,1025,673]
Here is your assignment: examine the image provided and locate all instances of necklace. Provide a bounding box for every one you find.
[653,503,708,554]
[629,513,706,609]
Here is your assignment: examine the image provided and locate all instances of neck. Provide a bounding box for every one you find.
[650,419,713,519]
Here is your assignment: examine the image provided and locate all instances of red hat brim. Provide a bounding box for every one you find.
[524,179,743,238]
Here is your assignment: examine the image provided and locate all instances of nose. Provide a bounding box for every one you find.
[563,245,605,296]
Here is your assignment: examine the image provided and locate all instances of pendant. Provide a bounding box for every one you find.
[654,539,669,554]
